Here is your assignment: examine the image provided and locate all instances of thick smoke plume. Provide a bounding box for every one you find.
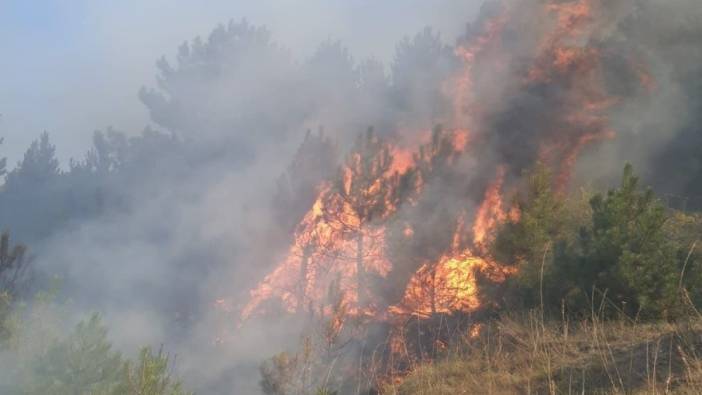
[1,0,702,393]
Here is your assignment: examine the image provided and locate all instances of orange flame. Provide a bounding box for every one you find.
[392,166,515,318]
[450,4,509,130]
[239,0,651,332]
[242,184,394,320]
[473,167,507,250]
[242,140,417,321]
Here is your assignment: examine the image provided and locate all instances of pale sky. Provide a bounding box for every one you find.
[0,0,481,165]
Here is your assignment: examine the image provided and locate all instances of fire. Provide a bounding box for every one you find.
[469,323,483,339]
[242,133,415,321]
[241,124,505,323]
[451,129,470,152]
[389,147,415,175]
[391,252,488,317]
[450,3,508,129]
[241,184,394,320]
[547,0,594,34]
[391,167,516,318]
[402,224,414,238]
[520,0,624,190]
[473,167,507,249]
[239,0,653,337]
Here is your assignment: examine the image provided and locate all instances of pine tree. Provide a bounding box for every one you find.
[0,232,27,341]
[5,132,59,189]
[273,128,337,235]
[571,164,679,318]
[0,133,62,242]
[391,28,457,123]
[117,347,192,395]
[487,163,567,311]
[385,126,466,313]
[13,313,192,395]
[139,19,295,144]
[0,232,27,296]
[21,314,123,395]
[331,128,398,308]
[486,164,683,319]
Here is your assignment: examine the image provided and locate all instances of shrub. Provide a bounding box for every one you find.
[488,164,686,319]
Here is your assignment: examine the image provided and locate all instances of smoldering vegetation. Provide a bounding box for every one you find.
[0,0,701,394]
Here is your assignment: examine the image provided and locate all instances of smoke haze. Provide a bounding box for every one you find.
[1,0,702,394]
[0,0,480,164]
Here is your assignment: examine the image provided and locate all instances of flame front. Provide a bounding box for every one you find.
[239,0,651,330]
[392,168,517,318]
[242,138,415,320]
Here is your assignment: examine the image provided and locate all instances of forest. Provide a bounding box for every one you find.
[2,0,702,394]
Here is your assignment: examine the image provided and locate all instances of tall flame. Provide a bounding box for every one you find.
[391,167,517,318]
[242,142,415,320]
[239,0,651,330]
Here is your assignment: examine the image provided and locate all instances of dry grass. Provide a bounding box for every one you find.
[383,312,702,395]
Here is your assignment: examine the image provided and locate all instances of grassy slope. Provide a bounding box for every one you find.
[385,312,702,394]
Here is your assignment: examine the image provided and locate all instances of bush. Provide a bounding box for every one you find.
[488,164,688,320]
[487,163,572,311]
[19,313,123,394]
[117,347,191,395]
[565,164,679,318]
[2,310,191,395]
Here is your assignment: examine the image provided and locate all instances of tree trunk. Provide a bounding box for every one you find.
[298,247,310,312]
[356,232,365,309]
[430,266,437,316]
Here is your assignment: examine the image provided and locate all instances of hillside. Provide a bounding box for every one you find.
[389,313,702,394]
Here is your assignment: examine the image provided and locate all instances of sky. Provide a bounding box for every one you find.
[0,0,481,166]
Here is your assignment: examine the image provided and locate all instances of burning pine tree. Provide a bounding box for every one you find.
[242,128,418,321]
[239,2,657,384]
